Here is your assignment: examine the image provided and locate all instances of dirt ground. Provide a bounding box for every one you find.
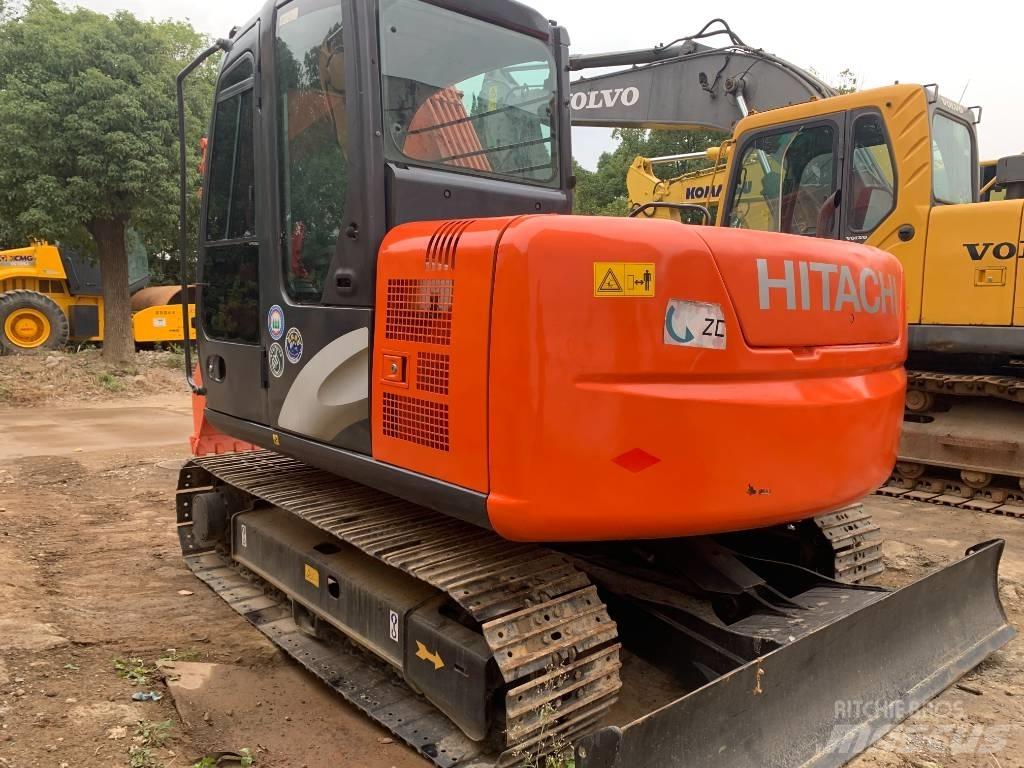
[0,392,1021,768]
[0,349,188,408]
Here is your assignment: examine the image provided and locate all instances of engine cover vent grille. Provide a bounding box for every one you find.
[416,352,450,395]
[425,219,475,271]
[382,392,450,452]
[385,278,454,346]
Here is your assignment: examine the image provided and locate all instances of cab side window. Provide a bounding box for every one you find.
[276,0,348,303]
[201,58,260,344]
[847,114,895,234]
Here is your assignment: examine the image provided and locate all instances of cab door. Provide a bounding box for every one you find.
[840,109,898,244]
[197,22,268,425]
[917,109,1020,327]
[261,0,374,454]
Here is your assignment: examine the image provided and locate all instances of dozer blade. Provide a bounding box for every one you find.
[576,540,1015,768]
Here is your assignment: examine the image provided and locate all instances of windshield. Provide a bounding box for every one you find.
[727,124,836,235]
[379,0,559,187]
[932,113,974,204]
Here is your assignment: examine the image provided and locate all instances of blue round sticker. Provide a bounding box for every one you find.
[285,327,303,364]
[267,305,285,341]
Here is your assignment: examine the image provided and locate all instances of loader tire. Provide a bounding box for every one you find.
[0,290,69,353]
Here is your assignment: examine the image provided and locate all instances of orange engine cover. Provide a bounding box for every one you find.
[374,215,906,542]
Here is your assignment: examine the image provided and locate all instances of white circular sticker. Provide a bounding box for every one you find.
[269,342,285,378]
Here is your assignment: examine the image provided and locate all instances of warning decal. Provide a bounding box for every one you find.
[594,262,655,297]
[304,563,320,588]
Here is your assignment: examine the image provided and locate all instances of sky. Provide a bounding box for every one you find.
[78,0,1023,170]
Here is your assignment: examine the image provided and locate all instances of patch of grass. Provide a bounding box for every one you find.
[135,720,173,748]
[96,371,124,392]
[129,745,158,768]
[0,382,12,402]
[127,719,173,767]
[158,648,201,662]
[190,749,254,768]
[113,657,156,686]
[160,345,187,370]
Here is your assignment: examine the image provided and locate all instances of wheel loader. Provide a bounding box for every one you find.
[172,3,1014,767]
[575,20,1024,514]
[0,239,196,353]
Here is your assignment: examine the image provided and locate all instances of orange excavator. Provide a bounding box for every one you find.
[172,1,1013,766]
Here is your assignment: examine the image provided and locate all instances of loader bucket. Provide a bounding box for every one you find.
[576,540,1015,768]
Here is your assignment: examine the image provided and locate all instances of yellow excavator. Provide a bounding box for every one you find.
[572,20,1024,514]
[0,240,195,353]
[626,148,729,222]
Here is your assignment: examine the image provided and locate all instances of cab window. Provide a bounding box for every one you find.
[728,123,837,236]
[379,0,559,187]
[206,88,256,242]
[276,0,347,303]
[848,114,895,233]
[932,113,974,204]
[202,60,260,344]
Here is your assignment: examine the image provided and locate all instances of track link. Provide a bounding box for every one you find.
[177,451,621,767]
[893,370,1024,516]
[813,504,885,582]
[879,475,1024,518]
[908,370,1024,405]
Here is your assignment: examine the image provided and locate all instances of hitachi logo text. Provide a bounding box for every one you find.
[756,259,898,314]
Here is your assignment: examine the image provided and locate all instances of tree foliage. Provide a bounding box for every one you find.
[573,127,727,216]
[0,0,217,359]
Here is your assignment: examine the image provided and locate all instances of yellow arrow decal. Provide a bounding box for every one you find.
[415,641,445,671]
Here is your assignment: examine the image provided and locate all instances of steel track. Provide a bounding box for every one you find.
[908,370,1024,404]
[177,451,622,767]
[879,476,1024,517]
[889,370,1024,517]
[813,504,885,582]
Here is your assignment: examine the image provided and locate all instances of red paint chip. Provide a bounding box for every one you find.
[612,448,661,473]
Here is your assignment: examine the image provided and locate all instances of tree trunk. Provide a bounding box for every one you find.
[89,217,135,364]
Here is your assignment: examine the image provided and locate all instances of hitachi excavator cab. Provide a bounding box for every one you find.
[173,2,1014,767]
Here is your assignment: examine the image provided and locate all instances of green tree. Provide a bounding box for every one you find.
[573,127,727,216]
[834,69,859,95]
[0,0,216,361]
[810,67,859,95]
